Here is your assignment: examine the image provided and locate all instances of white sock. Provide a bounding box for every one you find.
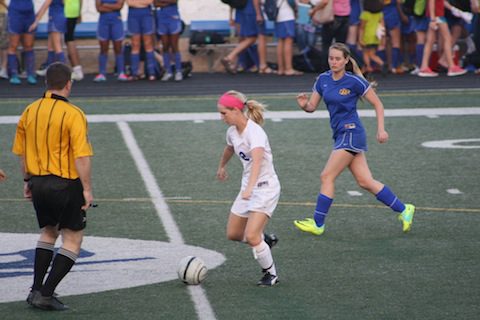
[252,241,276,276]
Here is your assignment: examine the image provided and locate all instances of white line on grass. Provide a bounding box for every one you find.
[1,107,480,124]
[447,189,463,194]
[116,121,217,320]
[347,191,363,196]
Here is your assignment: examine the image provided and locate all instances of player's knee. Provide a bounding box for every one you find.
[244,232,261,247]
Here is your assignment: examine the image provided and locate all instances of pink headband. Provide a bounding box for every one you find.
[218,93,245,110]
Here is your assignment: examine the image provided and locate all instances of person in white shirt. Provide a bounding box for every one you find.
[216,90,281,287]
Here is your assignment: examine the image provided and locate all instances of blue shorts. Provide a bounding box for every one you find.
[349,0,362,25]
[333,125,367,153]
[8,9,35,34]
[401,16,415,35]
[413,16,429,32]
[128,7,154,35]
[97,13,125,41]
[240,14,259,37]
[48,13,66,33]
[384,7,401,30]
[275,20,295,39]
[155,10,182,35]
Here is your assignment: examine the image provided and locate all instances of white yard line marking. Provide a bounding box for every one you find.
[347,191,363,196]
[447,189,463,194]
[116,121,217,320]
[2,107,480,124]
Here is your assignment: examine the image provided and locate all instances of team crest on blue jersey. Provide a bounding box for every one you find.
[339,88,351,95]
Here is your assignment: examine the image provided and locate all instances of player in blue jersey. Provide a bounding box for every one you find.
[127,0,155,80]
[94,0,129,82]
[154,0,183,81]
[293,42,415,236]
[29,0,67,73]
[7,0,37,85]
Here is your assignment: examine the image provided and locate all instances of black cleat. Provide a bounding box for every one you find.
[257,272,279,287]
[32,294,69,311]
[263,233,278,248]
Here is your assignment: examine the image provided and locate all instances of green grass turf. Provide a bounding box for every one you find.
[0,94,479,319]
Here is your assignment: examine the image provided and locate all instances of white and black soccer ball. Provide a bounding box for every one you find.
[177,256,208,285]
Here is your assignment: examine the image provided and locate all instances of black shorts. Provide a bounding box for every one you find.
[30,175,86,231]
[64,18,78,42]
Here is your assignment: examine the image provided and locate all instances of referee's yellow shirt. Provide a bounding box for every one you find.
[12,91,93,180]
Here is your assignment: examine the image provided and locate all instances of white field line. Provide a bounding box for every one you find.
[1,107,480,124]
[116,121,217,320]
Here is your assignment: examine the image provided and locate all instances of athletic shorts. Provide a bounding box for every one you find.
[65,18,78,42]
[239,14,259,37]
[30,175,86,231]
[349,0,361,25]
[48,13,67,33]
[333,124,368,153]
[155,11,182,35]
[401,16,415,35]
[8,9,35,35]
[231,176,281,218]
[275,20,296,39]
[97,13,125,41]
[128,7,154,35]
[413,16,429,32]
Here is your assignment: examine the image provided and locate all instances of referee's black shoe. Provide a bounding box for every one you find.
[32,294,69,311]
[264,233,278,248]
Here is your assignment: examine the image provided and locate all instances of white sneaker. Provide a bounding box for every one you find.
[174,71,183,81]
[0,68,8,79]
[71,65,84,81]
[161,72,173,81]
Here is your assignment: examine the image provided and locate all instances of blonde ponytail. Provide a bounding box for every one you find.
[225,90,267,125]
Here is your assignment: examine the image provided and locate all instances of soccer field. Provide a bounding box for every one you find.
[0,90,479,319]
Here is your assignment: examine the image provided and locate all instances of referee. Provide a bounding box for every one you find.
[12,62,93,311]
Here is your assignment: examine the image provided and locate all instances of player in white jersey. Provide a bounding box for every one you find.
[216,90,281,287]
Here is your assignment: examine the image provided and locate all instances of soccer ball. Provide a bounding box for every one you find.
[177,256,208,285]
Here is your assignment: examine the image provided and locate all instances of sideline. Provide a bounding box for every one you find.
[1,107,480,124]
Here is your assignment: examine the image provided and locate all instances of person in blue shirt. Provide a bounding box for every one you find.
[7,0,37,85]
[293,42,415,236]
[154,0,183,81]
[94,0,129,82]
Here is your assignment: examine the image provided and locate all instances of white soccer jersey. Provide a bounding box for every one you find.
[226,119,277,188]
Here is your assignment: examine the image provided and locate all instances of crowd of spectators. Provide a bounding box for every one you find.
[0,0,479,85]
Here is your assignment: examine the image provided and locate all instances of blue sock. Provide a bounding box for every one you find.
[174,52,182,73]
[415,44,424,68]
[314,194,333,227]
[55,52,65,63]
[24,51,35,76]
[99,54,108,75]
[46,51,55,65]
[392,47,400,68]
[376,186,406,213]
[115,54,124,74]
[131,53,140,76]
[247,44,259,68]
[163,53,171,74]
[377,50,386,65]
[8,54,18,76]
[146,51,155,76]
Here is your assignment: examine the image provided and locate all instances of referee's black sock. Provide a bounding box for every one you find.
[32,241,55,291]
[40,248,77,297]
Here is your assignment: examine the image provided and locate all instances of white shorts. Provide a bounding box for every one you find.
[231,176,281,218]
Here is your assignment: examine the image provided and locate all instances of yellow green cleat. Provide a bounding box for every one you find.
[293,218,325,236]
[398,204,415,233]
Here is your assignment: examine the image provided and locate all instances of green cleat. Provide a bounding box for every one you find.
[293,218,325,236]
[398,204,415,233]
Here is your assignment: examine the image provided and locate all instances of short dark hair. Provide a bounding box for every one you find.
[46,62,72,90]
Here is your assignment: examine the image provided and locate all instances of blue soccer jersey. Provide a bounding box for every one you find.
[313,71,370,138]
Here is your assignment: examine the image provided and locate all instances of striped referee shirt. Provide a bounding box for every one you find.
[12,91,93,180]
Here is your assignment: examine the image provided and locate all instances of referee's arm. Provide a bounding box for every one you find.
[75,156,93,210]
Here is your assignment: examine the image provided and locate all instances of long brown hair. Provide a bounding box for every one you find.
[329,42,366,81]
